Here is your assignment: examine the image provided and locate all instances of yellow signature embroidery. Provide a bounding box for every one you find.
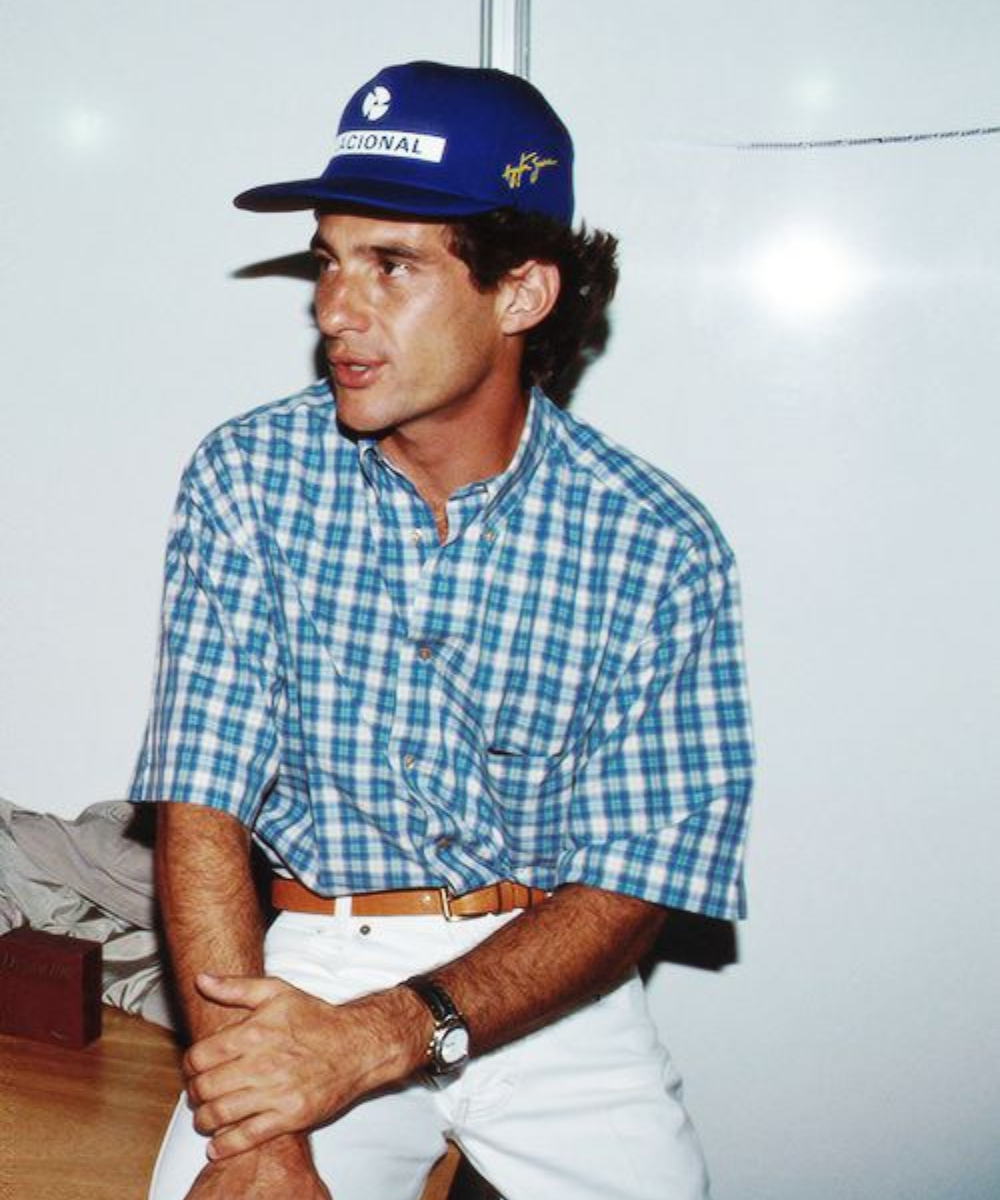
[502,151,558,190]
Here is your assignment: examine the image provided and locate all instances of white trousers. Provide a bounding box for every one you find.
[148,910,710,1200]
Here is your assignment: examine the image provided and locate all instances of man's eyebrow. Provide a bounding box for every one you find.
[308,232,428,261]
[367,240,426,262]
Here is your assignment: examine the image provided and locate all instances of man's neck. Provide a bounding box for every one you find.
[378,389,530,542]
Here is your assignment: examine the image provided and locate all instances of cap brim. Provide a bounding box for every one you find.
[234,175,504,217]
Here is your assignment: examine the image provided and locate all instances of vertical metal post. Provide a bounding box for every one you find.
[480,0,531,78]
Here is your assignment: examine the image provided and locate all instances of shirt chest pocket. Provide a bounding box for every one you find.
[483,645,590,760]
[483,743,574,853]
[482,662,581,819]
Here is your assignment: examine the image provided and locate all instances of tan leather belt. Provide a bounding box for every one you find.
[272,877,549,920]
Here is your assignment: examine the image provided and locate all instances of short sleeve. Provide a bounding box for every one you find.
[129,444,282,825]
[557,546,754,920]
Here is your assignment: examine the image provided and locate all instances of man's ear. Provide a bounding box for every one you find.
[498,260,561,335]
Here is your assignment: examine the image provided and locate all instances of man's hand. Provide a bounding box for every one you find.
[184,973,425,1159]
[183,1134,331,1200]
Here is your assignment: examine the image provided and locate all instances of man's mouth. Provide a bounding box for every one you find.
[328,357,383,389]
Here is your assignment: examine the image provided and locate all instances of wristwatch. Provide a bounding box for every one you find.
[402,975,471,1075]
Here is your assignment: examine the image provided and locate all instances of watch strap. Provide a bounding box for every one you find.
[402,975,461,1025]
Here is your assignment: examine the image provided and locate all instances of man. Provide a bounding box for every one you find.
[132,61,754,1200]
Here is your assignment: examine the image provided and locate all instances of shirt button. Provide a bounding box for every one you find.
[436,836,452,850]
[483,528,496,544]
[403,754,416,770]
[410,529,423,544]
[418,646,432,661]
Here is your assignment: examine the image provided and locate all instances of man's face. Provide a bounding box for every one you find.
[311,212,518,445]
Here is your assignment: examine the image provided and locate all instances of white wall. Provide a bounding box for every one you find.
[3,3,999,1198]
[531,3,1000,1198]
[0,0,477,805]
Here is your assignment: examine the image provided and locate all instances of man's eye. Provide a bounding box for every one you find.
[381,259,408,277]
[314,256,337,275]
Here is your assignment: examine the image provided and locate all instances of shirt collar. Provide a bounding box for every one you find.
[354,389,553,528]
[476,388,551,524]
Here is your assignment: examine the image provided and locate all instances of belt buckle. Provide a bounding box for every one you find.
[438,886,457,921]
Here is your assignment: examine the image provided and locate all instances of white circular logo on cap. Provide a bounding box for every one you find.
[362,86,391,121]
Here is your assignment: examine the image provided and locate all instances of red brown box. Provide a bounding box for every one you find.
[0,927,102,1048]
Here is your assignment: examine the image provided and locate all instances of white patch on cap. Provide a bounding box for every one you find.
[362,86,392,121]
[334,129,446,163]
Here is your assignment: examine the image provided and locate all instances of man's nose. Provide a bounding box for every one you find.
[315,271,370,336]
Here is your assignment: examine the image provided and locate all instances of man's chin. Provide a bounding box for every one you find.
[330,389,395,441]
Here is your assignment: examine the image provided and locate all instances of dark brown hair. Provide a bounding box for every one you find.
[448,210,619,406]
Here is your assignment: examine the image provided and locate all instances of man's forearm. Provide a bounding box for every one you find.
[156,802,266,1041]
[157,804,330,1196]
[420,882,666,1056]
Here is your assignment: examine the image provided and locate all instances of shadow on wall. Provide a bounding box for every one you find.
[648,909,738,974]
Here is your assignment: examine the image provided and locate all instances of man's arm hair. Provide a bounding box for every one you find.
[427,882,665,1055]
[155,802,266,1040]
[157,803,335,1198]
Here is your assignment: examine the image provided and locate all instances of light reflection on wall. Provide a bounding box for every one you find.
[791,72,839,111]
[744,225,875,324]
[60,106,114,155]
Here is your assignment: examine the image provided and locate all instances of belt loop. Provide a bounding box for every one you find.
[334,895,352,917]
[438,886,455,920]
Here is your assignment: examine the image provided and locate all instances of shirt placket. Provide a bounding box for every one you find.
[388,486,497,883]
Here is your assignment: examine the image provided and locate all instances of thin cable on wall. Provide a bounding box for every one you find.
[728,123,1000,152]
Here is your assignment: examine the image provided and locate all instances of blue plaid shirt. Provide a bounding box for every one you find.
[131,382,753,919]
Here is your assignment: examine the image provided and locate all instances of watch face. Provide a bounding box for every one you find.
[439,1024,470,1066]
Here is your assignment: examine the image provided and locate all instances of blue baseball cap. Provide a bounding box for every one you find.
[234,61,574,224]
